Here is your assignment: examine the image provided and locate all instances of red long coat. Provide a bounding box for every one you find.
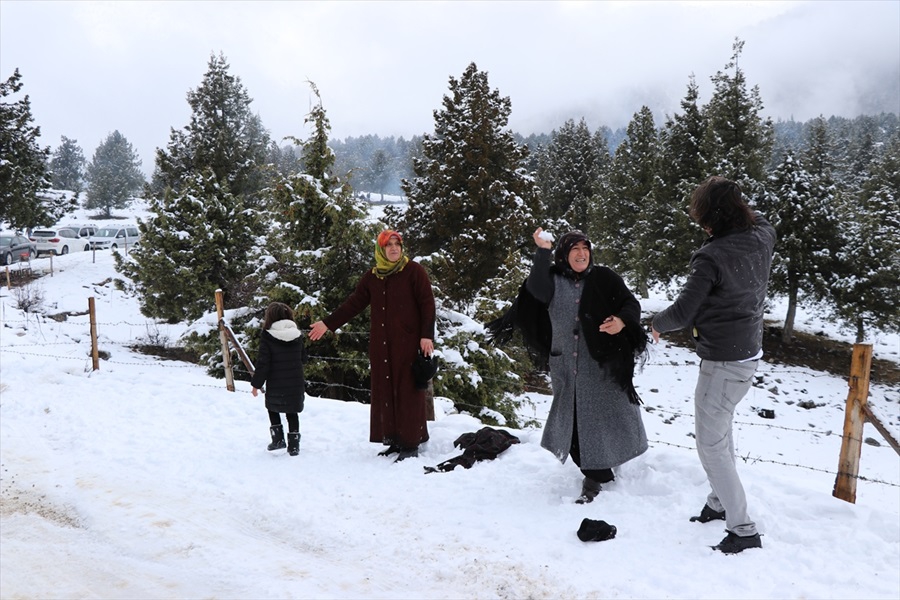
[323,261,435,448]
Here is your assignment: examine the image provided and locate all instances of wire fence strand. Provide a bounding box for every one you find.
[3,330,897,488]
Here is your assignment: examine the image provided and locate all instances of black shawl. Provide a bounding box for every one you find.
[485,266,648,404]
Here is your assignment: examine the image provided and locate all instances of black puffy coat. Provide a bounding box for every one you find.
[250,320,306,413]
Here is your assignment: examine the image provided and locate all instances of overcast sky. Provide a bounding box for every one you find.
[2,0,898,174]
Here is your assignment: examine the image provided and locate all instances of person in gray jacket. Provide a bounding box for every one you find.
[652,176,776,554]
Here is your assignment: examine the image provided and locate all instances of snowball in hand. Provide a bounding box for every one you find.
[538,230,554,243]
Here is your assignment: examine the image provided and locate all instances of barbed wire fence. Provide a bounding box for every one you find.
[2,315,898,491]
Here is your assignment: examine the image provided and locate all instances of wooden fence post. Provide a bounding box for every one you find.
[833,343,873,504]
[220,319,255,376]
[216,289,235,392]
[89,296,99,371]
[4,266,10,289]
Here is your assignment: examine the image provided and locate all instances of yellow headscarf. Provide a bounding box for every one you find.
[372,230,409,279]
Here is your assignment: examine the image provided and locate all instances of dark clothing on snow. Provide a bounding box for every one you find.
[424,427,520,473]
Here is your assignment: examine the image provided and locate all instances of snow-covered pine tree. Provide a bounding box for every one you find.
[118,54,268,322]
[700,38,774,201]
[829,131,900,342]
[760,148,837,343]
[84,131,145,218]
[242,82,378,402]
[537,118,606,233]
[153,53,270,209]
[656,76,708,284]
[115,169,255,323]
[50,136,86,195]
[0,69,74,229]
[597,106,661,298]
[397,62,540,308]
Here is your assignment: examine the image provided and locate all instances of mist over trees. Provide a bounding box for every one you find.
[50,135,86,195]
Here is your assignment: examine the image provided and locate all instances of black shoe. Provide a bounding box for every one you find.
[712,532,762,554]
[690,504,726,523]
[267,425,287,451]
[287,432,301,456]
[575,477,602,504]
[378,444,401,457]
[394,448,419,462]
[576,518,617,542]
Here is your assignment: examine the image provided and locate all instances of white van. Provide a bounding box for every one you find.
[89,225,141,251]
[60,223,98,239]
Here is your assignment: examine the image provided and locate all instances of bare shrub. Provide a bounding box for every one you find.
[11,282,45,313]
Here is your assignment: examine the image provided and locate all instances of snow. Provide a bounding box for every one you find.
[1,202,898,599]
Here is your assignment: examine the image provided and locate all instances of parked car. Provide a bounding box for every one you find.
[29,227,90,256]
[60,223,98,239]
[88,225,141,251]
[0,232,37,265]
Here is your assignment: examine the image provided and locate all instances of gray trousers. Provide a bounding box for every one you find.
[694,359,759,537]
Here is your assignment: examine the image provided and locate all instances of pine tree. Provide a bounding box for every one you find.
[267,142,301,179]
[50,136,86,194]
[154,53,270,208]
[829,131,900,341]
[117,54,268,321]
[245,82,378,401]
[367,149,394,201]
[701,38,774,201]
[397,62,540,307]
[597,106,661,297]
[537,118,605,232]
[656,76,708,283]
[116,169,255,323]
[0,69,74,229]
[760,149,837,342]
[84,131,145,218]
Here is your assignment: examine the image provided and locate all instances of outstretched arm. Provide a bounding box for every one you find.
[308,320,329,341]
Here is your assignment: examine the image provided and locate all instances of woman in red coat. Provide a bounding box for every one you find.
[309,230,436,461]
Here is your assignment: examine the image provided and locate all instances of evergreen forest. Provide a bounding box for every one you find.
[2,42,898,425]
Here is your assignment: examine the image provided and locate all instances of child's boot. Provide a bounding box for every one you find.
[287,432,301,456]
[268,424,286,451]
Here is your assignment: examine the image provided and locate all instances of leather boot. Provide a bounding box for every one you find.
[287,432,301,456]
[267,424,286,451]
[575,476,602,504]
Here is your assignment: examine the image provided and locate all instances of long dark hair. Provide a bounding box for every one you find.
[689,176,755,236]
[262,302,294,330]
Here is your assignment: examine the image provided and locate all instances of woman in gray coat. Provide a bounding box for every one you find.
[527,228,649,503]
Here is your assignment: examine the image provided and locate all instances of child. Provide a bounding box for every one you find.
[251,302,306,456]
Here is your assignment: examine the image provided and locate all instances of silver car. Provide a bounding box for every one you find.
[88,225,141,251]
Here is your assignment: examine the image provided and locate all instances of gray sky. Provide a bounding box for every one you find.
[2,0,898,175]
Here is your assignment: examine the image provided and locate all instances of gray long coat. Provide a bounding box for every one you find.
[527,252,648,470]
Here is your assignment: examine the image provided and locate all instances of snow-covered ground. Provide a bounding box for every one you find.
[1,201,898,599]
